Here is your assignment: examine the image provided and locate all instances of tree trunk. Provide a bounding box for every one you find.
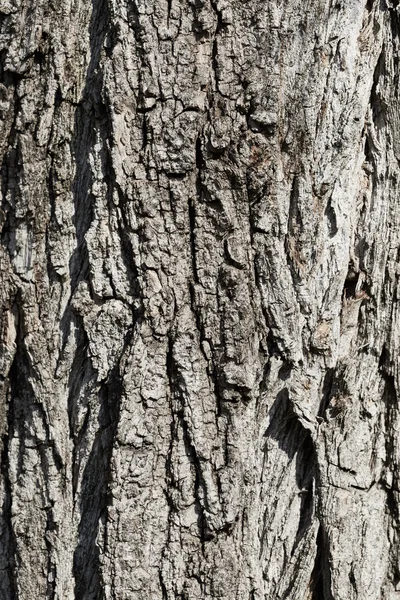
[0,0,399,598]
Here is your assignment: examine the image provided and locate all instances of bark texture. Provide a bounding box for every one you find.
[0,0,400,598]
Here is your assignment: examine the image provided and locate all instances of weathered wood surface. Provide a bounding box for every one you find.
[0,0,400,598]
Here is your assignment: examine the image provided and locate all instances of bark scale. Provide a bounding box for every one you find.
[0,0,399,598]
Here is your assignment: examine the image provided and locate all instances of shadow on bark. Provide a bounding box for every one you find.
[264,386,334,598]
[69,0,115,598]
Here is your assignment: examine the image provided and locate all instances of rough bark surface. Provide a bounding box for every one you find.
[0,0,399,598]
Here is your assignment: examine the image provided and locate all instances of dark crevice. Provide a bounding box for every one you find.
[159,569,169,600]
[325,196,338,237]
[188,194,199,283]
[3,296,42,598]
[0,372,17,599]
[386,486,400,590]
[73,367,123,600]
[195,134,204,173]
[67,322,122,599]
[364,134,373,164]
[166,171,186,180]
[166,0,172,25]
[389,0,400,54]
[349,565,358,596]
[211,35,219,89]
[189,136,203,284]
[69,0,116,597]
[379,343,390,372]
[295,434,315,517]
[318,368,335,419]
[72,407,91,498]
[44,506,57,600]
[288,428,317,555]
[308,525,333,600]
[266,328,287,361]
[382,364,398,498]
[370,46,386,129]
[210,0,225,34]
[263,387,321,598]
[141,113,148,149]
[309,526,324,599]
[192,7,212,40]
[70,0,111,295]
[343,274,358,299]
[164,334,179,511]
[287,175,300,228]
[1,141,24,264]
[264,388,311,462]
[67,313,92,441]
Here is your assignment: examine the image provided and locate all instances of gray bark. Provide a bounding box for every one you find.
[0,0,399,598]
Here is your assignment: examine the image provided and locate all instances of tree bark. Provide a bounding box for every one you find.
[0,0,399,598]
